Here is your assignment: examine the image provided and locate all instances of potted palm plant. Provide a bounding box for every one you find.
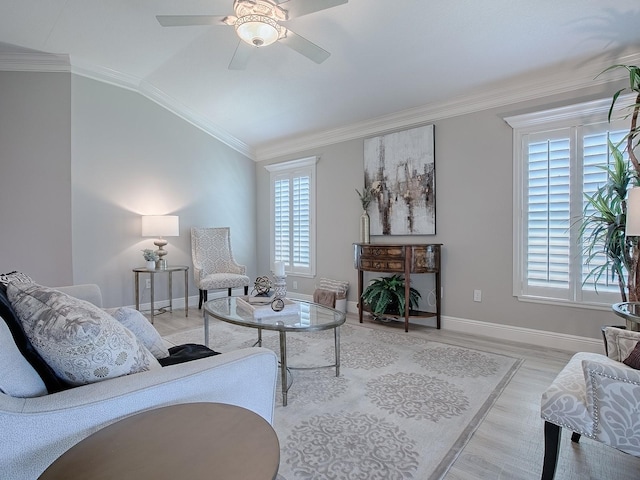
[582,65,640,305]
[360,274,421,321]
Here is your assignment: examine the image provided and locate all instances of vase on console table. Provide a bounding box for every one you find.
[360,211,370,244]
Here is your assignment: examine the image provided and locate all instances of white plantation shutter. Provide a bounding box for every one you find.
[266,157,317,277]
[274,178,290,264]
[581,129,628,294]
[526,134,571,292]
[507,97,631,308]
[292,175,311,269]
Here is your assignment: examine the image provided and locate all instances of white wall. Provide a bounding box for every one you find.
[0,71,73,286]
[70,76,257,307]
[256,82,626,342]
[0,71,257,307]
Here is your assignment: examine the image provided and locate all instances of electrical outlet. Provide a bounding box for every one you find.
[473,289,482,302]
[292,281,298,290]
[145,279,151,289]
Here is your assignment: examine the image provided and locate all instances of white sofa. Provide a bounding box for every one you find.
[0,284,278,479]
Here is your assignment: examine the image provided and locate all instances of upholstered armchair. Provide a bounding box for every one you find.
[540,327,640,479]
[191,227,250,308]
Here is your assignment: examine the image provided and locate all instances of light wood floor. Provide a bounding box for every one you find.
[151,307,640,480]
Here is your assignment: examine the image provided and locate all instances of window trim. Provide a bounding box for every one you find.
[265,156,317,278]
[505,95,634,308]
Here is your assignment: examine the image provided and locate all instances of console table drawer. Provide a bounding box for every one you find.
[360,259,404,272]
[360,245,405,258]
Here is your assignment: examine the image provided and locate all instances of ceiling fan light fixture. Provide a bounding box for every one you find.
[235,14,280,47]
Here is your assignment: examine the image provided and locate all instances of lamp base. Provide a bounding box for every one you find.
[156,259,167,270]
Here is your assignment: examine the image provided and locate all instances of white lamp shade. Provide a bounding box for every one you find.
[141,215,179,237]
[627,188,640,236]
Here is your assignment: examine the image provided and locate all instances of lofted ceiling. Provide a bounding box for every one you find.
[0,0,639,160]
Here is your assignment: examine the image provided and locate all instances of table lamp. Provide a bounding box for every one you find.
[627,188,640,236]
[142,215,179,269]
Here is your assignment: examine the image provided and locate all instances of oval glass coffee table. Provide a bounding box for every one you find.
[204,297,346,406]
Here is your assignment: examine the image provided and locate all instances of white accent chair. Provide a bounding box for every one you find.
[540,326,640,479]
[191,227,250,308]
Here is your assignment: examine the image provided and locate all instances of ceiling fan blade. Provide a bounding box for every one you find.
[279,0,347,19]
[228,41,255,70]
[156,15,230,27]
[279,29,330,64]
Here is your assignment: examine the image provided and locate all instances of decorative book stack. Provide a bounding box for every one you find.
[247,291,275,305]
[236,296,299,319]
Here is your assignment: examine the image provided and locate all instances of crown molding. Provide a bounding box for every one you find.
[137,80,255,160]
[3,50,639,164]
[69,60,255,160]
[0,52,70,72]
[254,51,640,161]
[0,52,255,160]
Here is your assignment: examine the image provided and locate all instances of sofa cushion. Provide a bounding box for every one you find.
[0,283,68,393]
[8,282,161,386]
[104,307,170,359]
[0,316,47,397]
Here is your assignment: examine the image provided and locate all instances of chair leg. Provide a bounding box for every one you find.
[541,421,561,480]
[198,290,204,309]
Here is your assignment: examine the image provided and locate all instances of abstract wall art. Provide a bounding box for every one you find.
[364,124,435,236]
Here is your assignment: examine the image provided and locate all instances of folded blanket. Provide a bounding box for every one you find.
[313,288,336,308]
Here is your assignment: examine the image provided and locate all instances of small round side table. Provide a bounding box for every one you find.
[39,402,280,480]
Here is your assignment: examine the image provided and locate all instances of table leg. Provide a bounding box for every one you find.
[150,273,155,324]
[169,271,173,313]
[258,327,263,347]
[134,273,140,311]
[334,326,341,377]
[204,310,209,347]
[279,331,288,406]
[184,268,188,317]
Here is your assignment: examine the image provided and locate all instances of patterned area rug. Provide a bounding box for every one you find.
[164,320,522,480]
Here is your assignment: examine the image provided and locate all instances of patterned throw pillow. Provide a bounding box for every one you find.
[319,278,349,299]
[623,342,640,369]
[104,307,170,359]
[0,271,33,288]
[7,282,160,386]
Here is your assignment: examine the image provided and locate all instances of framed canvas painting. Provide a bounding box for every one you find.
[364,124,435,235]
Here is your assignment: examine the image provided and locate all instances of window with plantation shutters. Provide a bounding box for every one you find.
[266,157,317,277]
[506,97,631,308]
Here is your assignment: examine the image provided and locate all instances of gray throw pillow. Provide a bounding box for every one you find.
[8,282,160,386]
[104,307,170,359]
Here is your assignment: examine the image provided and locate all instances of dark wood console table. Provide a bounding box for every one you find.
[354,243,441,332]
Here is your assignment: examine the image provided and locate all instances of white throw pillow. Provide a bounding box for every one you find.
[7,283,160,386]
[104,307,170,359]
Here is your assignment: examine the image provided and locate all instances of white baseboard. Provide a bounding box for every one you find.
[340,300,602,354]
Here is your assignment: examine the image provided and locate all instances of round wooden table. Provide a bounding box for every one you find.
[39,402,280,480]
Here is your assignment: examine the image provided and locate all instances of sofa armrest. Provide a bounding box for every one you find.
[55,284,103,308]
[582,358,640,456]
[0,347,278,480]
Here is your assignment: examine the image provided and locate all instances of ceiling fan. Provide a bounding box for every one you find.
[156,0,348,70]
